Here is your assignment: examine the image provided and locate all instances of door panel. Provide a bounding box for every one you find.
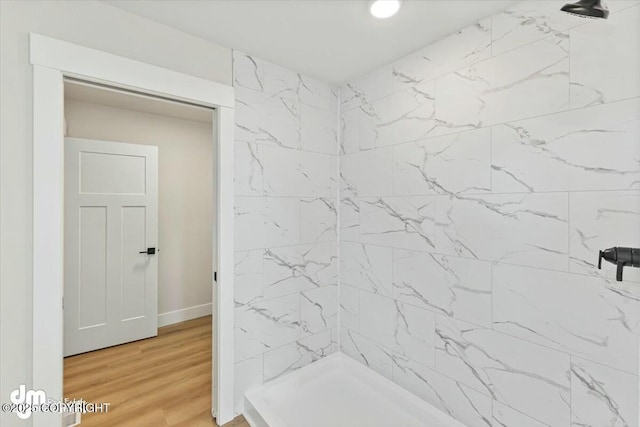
[65,138,158,357]
[80,151,147,194]
[121,206,147,321]
[78,206,108,329]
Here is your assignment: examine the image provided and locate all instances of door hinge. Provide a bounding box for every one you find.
[214,271,217,282]
[62,297,64,310]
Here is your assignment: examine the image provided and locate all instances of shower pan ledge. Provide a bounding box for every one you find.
[243,352,467,427]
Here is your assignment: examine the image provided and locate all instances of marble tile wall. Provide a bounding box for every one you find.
[339,2,640,427]
[233,51,339,413]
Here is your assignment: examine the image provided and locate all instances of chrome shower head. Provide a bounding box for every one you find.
[561,0,609,19]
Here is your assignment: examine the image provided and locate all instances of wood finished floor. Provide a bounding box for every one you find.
[64,316,249,427]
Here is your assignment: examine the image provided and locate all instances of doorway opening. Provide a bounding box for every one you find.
[62,80,220,425]
[31,34,235,427]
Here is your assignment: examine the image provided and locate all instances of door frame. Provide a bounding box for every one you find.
[30,33,236,426]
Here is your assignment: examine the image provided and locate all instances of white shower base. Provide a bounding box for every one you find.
[243,352,466,427]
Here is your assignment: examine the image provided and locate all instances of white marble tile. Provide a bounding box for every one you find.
[263,61,337,112]
[341,147,393,197]
[570,191,640,283]
[340,328,393,380]
[492,401,550,427]
[358,291,397,350]
[261,59,305,97]
[393,19,491,90]
[301,104,338,154]
[355,105,378,151]
[435,34,569,134]
[394,301,436,367]
[491,1,580,56]
[360,196,437,252]
[361,86,437,148]
[234,354,263,414]
[491,98,640,193]
[235,141,264,196]
[435,315,571,427]
[234,197,265,251]
[393,127,491,196]
[393,249,492,327]
[340,65,394,112]
[330,155,339,195]
[570,6,640,108]
[340,284,360,332]
[436,192,569,270]
[233,51,265,92]
[300,197,337,244]
[296,76,338,113]
[339,242,393,296]
[235,293,301,362]
[262,146,333,197]
[263,197,300,248]
[301,285,338,335]
[339,83,361,113]
[571,357,639,427]
[263,329,336,382]
[340,107,360,154]
[235,86,301,149]
[339,197,360,242]
[263,242,337,300]
[608,1,640,12]
[235,250,264,306]
[391,355,493,427]
[493,263,640,374]
[358,291,436,367]
[234,50,337,111]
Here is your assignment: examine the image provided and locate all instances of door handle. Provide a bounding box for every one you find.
[139,247,157,255]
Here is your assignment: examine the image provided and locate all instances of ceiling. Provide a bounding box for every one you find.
[65,81,214,123]
[102,0,520,85]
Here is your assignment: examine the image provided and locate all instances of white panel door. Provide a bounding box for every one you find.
[64,138,158,356]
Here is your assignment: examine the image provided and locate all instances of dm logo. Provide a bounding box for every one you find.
[10,385,47,419]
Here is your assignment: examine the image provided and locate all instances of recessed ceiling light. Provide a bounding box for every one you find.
[369,0,403,19]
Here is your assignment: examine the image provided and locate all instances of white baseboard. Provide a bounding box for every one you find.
[158,302,212,327]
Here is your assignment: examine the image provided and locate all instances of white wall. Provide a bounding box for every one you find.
[65,99,215,321]
[0,2,231,425]
[338,2,640,427]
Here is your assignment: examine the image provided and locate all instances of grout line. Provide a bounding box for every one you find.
[490,14,494,58]
[236,188,640,202]
[356,287,362,335]
[433,311,437,373]
[490,261,494,330]
[298,287,303,342]
[235,188,640,203]
[336,87,343,351]
[489,125,493,192]
[568,26,572,109]
[569,354,573,423]
[567,192,571,273]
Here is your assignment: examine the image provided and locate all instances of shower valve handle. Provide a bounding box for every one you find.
[598,247,640,282]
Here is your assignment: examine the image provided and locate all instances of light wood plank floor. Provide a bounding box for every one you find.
[64,316,249,427]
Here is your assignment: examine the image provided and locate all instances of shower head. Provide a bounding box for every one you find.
[561,0,609,19]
